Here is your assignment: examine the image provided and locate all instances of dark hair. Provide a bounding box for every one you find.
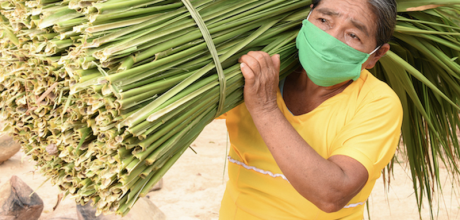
[312,0,397,47]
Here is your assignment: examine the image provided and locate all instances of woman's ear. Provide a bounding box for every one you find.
[364,43,390,69]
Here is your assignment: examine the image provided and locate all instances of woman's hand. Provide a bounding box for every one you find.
[239,51,281,116]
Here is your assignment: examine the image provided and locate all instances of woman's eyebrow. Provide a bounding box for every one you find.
[316,8,340,16]
[350,19,370,37]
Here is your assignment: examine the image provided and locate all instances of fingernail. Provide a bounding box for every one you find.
[241,63,245,68]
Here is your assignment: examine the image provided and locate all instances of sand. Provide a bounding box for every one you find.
[0,120,459,220]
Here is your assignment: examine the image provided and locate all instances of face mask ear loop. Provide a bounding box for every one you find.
[369,46,381,55]
[307,10,312,21]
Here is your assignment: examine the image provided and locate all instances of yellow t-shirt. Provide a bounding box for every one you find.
[218,70,403,220]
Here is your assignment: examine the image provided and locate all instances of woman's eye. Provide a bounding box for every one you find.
[349,33,360,40]
[318,18,327,23]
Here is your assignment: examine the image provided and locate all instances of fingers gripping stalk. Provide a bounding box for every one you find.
[240,51,281,116]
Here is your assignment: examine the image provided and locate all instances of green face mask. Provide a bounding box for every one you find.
[296,18,380,87]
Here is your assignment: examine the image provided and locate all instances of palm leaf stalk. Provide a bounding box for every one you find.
[1,0,460,218]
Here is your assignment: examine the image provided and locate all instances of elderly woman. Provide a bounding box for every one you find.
[218,0,402,219]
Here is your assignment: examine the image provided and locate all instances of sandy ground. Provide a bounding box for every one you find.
[1,120,460,220]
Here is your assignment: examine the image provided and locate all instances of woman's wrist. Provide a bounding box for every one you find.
[249,104,282,125]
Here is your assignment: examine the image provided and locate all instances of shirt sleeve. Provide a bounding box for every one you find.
[215,112,227,120]
[330,91,403,180]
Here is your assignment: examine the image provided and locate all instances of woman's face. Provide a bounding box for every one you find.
[308,0,378,54]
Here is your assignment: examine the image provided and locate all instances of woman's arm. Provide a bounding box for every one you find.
[239,51,368,213]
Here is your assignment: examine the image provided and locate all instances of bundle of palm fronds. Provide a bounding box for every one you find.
[0,0,459,217]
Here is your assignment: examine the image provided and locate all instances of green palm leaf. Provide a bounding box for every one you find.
[397,0,460,12]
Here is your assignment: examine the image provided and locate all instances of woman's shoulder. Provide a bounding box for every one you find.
[358,70,402,112]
